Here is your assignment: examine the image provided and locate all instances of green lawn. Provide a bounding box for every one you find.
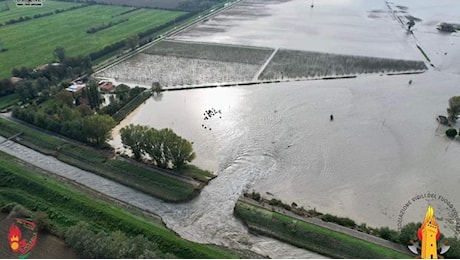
[0,2,185,78]
[0,152,236,258]
[0,1,80,24]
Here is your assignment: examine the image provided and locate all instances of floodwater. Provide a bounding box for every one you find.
[112,70,460,238]
[0,136,325,258]
[111,0,460,238]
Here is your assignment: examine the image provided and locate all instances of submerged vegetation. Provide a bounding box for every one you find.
[259,49,427,80]
[121,124,196,169]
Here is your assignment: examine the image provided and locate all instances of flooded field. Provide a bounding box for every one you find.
[106,0,460,252]
[173,0,422,60]
[112,71,460,237]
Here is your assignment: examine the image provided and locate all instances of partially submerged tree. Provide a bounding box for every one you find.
[120,124,148,161]
[120,124,195,169]
[151,82,162,93]
[447,96,460,121]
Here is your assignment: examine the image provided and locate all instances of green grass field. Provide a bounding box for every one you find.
[0,1,80,24]
[235,201,412,259]
[0,152,236,258]
[0,2,185,78]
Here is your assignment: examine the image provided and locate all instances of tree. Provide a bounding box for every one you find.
[76,104,94,117]
[55,89,74,107]
[446,128,458,138]
[164,130,195,169]
[125,35,139,51]
[83,82,102,110]
[399,222,420,244]
[143,127,167,168]
[120,124,149,161]
[83,114,115,146]
[447,96,460,121]
[151,82,162,93]
[54,46,66,63]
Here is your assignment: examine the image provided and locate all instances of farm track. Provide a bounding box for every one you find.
[253,48,278,81]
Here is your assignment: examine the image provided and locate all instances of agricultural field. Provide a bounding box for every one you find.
[259,49,427,80]
[0,2,186,78]
[97,41,273,86]
[0,1,80,24]
[72,0,184,9]
[144,40,273,64]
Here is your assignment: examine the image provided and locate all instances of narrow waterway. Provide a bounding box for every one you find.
[0,135,325,258]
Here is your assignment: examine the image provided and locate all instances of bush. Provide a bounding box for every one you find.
[32,211,51,232]
[446,128,458,138]
[8,204,31,218]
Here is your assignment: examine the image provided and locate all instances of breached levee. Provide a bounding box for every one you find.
[96,39,427,88]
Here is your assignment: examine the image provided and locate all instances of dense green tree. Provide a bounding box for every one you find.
[398,222,421,244]
[447,96,460,121]
[0,78,14,96]
[76,104,93,117]
[83,82,102,110]
[55,89,74,107]
[83,114,115,146]
[120,124,149,161]
[54,46,66,63]
[125,35,139,51]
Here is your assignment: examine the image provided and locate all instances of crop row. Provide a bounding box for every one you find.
[259,49,427,80]
[144,40,273,65]
[97,53,261,86]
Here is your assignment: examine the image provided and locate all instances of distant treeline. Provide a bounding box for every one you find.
[112,7,141,17]
[54,0,228,12]
[87,18,129,34]
[0,4,89,27]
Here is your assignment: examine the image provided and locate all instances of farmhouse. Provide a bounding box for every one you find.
[99,82,114,91]
[66,81,86,92]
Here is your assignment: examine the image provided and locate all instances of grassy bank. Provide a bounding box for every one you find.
[0,117,200,202]
[0,94,18,111]
[0,152,236,258]
[234,200,411,259]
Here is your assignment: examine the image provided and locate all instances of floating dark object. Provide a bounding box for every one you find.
[408,79,412,84]
[330,114,334,121]
[437,115,449,125]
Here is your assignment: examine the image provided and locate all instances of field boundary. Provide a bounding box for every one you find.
[253,48,278,81]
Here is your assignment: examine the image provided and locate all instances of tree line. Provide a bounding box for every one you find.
[120,124,195,170]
